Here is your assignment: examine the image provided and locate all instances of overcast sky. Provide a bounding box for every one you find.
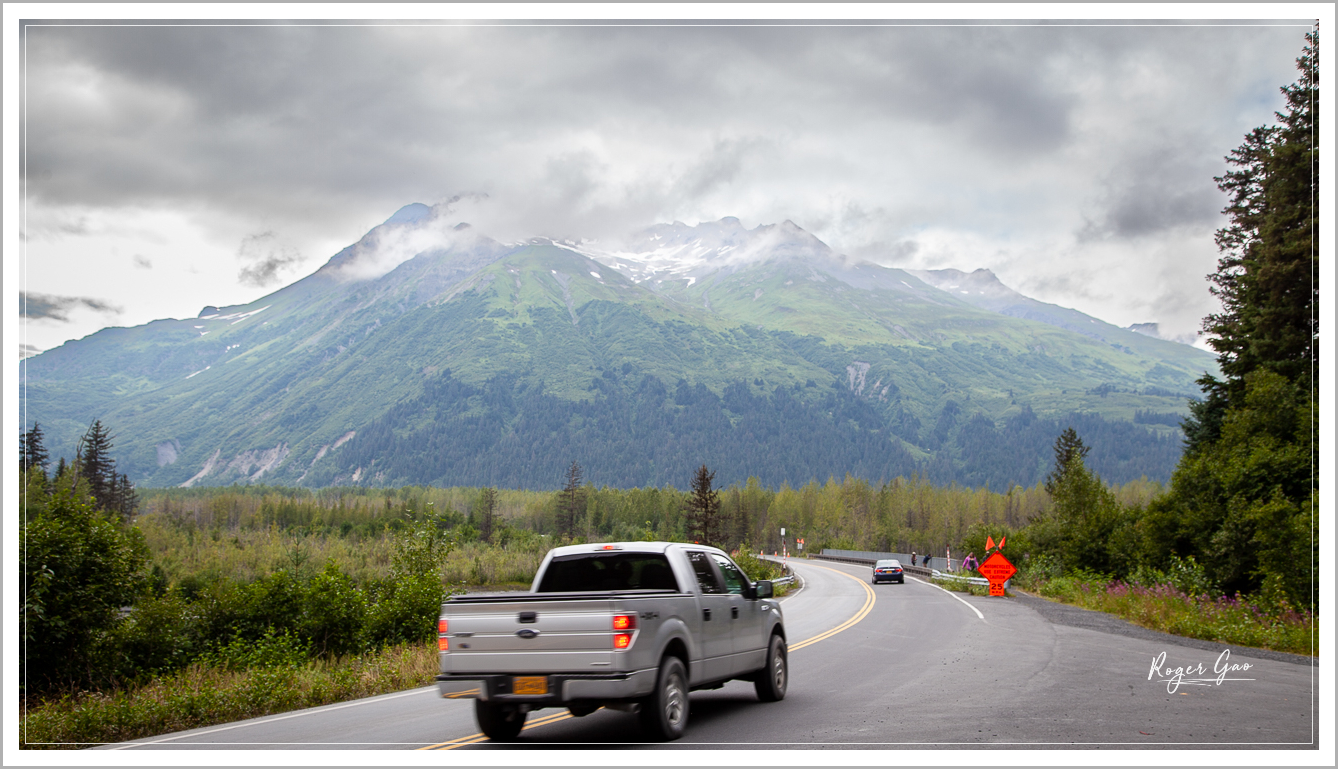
[16,13,1316,354]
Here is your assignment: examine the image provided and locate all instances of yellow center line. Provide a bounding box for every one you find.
[787,561,876,651]
[419,709,579,750]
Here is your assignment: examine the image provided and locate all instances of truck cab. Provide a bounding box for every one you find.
[435,541,788,741]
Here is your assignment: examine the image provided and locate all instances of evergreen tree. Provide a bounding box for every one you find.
[477,486,497,544]
[114,473,139,523]
[1031,431,1135,576]
[21,422,49,480]
[557,462,583,538]
[1149,30,1318,607]
[1195,28,1318,418]
[1043,427,1090,495]
[76,420,119,513]
[686,464,722,546]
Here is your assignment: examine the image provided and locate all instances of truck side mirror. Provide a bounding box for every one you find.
[755,580,773,599]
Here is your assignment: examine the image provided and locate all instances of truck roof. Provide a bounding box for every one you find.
[544,541,727,558]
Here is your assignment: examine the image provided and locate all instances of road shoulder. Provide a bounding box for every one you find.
[1003,591,1316,667]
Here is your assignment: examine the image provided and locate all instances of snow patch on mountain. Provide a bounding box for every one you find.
[569,217,839,285]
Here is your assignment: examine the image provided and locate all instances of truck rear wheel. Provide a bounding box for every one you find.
[754,633,787,702]
[639,656,688,740]
[475,701,527,741]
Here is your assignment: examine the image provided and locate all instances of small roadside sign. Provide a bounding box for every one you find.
[978,551,1017,597]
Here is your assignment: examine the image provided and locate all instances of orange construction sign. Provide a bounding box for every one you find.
[978,551,1017,597]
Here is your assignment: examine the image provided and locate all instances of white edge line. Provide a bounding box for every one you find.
[106,685,439,749]
[907,575,986,621]
[781,579,806,601]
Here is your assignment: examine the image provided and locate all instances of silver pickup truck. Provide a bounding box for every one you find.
[435,541,787,741]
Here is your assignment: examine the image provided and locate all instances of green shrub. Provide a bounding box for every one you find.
[732,548,783,583]
[202,627,309,671]
[301,561,367,656]
[21,487,149,695]
[103,590,201,683]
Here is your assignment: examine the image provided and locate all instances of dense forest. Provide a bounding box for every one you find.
[322,370,1183,491]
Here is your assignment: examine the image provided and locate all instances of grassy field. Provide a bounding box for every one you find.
[20,642,437,749]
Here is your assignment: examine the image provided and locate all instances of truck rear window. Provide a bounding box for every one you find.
[536,553,681,593]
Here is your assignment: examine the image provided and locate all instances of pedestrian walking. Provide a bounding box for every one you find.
[962,552,978,572]
[911,551,917,566]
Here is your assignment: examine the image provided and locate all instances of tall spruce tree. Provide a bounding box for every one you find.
[114,473,139,523]
[686,464,722,547]
[1194,28,1318,431]
[21,423,49,481]
[477,486,497,544]
[76,421,114,506]
[1043,427,1090,495]
[557,462,583,538]
[1146,30,1318,607]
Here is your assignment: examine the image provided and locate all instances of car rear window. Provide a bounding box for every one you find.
[536,552,681,593]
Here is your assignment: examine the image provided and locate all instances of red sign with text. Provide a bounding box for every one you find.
[978,551,1017,597]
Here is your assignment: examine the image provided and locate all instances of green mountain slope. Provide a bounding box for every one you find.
[22,206,1217,490]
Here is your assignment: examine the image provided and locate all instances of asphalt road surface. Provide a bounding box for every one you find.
[101,558,1318,751]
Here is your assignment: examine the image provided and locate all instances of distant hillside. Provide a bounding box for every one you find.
[23,205,1216,490]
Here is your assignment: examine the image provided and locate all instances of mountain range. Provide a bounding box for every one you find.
[22,203,1217,491]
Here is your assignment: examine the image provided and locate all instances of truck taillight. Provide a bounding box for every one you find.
[612,614,637,649]
[438,619,448,634]
[438,618,449,651]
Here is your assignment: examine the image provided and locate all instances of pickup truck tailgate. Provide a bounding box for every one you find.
[442,599,622,673]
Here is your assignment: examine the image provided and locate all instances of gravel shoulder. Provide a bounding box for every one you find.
[1008,590,1316,667]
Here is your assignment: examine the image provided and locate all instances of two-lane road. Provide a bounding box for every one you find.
[103,558,1317,750]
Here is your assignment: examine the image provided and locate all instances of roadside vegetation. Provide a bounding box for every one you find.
[1022,569,1312,656]
[21,641,436,749]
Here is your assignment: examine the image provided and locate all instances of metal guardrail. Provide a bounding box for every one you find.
[756,555,798,588]
[930,571,989,587]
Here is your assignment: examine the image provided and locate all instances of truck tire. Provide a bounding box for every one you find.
[754,633,787,702]
[639,656,688,740]
[475,700,527,741]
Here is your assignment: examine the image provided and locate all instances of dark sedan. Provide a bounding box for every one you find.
[872,559,904,584]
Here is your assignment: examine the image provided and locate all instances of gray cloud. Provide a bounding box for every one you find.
[21,291,123,322]
[21,19,1311,342]
[236,231,304,287]
[132,254,153,269]
[23,23,1300,239]
[1077,143,1226,241]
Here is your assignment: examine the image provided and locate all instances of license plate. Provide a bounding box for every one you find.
[513,676,548,695]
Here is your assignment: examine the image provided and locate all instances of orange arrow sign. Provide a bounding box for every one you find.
[978,551,1017,596]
